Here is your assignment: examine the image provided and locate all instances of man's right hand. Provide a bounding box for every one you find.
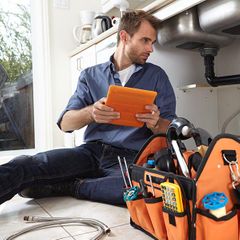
[60,97,120,132]
[91,97,120,124]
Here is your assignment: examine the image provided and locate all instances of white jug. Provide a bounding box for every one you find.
[73,24,92,44]
[73,10,95,44]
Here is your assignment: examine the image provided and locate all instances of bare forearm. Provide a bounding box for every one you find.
[60,97,120,132]
[60,106,94,132]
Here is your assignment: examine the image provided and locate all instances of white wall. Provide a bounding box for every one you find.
[216,39,240,135]
[48,0,101,147]
[149,44,218,136]
[149,39,240,137]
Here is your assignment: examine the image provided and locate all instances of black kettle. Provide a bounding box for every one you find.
[92,15,112,38]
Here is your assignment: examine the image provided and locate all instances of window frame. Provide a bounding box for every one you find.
[0,0,53,159]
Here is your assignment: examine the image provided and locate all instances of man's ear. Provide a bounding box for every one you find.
[119,30,129,44]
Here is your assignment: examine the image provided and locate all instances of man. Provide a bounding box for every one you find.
[0,10,176,205]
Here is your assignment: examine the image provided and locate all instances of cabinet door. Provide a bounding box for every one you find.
[65,45,96,147]
[96,33,117,64]
[70,45,96,92]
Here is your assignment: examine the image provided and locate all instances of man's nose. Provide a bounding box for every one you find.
[146,43,153,53]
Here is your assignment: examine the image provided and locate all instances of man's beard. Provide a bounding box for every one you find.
[128,48,148,65]
[129,54,147,65]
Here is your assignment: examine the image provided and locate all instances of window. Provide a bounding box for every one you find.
[0,0,34,151]
[0,0,53,157]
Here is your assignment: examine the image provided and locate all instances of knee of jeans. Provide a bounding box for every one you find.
[10,155,33,165]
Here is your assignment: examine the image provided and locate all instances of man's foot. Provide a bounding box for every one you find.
[19,181,75,199]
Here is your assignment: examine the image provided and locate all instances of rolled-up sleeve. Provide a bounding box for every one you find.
[57,70,93,130]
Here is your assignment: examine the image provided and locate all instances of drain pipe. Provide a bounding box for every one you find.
[199,47,240,87]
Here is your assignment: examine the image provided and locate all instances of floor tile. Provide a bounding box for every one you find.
[0,196,71,240]
[73,223,152,240]
[36,197,129,226]
[0,196,152,240]
[36,197,130,237]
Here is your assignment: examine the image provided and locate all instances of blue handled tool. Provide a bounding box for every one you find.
[124,186,140,202]
[202,192,228,210]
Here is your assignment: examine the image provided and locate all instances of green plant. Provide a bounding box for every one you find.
[0,3,32,82]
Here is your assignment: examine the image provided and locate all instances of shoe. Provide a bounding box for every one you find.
[19,181,75,199]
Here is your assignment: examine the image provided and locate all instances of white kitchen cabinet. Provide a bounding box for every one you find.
[70,45,96,92]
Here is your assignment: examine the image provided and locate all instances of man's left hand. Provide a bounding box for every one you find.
[136,104,160,131]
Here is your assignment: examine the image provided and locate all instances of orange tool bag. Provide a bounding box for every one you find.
[125,133,240,240]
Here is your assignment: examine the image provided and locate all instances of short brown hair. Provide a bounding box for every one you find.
[117,10,160,44]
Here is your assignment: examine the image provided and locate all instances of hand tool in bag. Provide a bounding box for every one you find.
[167,117,212,177]
[146,173,155,197]
[160,182,184,213]
[166,118,194,177]
[202,192,228,218]
[176,118,212,157]
[124,186,140,202]
[118,156,140,202]
[171,140,190,177]
[143,159,156,169]
[139,179,150,198]
[118,156,132,188]
[154,147,177,173]
[168,117,212,156]
[183,126,212,157]
[188,152,202,172]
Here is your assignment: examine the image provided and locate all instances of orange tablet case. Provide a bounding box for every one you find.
[105,85,157,127]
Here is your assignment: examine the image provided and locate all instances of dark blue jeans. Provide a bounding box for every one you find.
[0,142,138,205]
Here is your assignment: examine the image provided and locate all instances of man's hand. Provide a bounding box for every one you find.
[92,97,120,123]
[136,104,170,134]
[136,104,160,130]
[60,97,120,132]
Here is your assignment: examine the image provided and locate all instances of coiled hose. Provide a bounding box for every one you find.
[5,216,111,240]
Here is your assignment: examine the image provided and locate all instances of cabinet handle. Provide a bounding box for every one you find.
[106,42,117,49]
[77,57,83,71]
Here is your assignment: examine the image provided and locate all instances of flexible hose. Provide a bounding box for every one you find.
[221,107,240,133]
[5,216,110,240]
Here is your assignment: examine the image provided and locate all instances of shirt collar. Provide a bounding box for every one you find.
[108,54,143,74]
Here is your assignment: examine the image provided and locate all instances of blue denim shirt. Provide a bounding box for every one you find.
[58,58,176,151]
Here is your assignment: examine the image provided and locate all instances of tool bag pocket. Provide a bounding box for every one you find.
[126,198,154,235]
[162,207,188,240]
[195,208,238,240]
[237,206,240,240]
[126,193,168,239]
[193,134,240,240]
[145,197,167,240]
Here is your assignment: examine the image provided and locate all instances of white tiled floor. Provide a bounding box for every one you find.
[0,195,151,240]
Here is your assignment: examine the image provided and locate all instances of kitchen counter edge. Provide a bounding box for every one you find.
[69,0,173,57]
